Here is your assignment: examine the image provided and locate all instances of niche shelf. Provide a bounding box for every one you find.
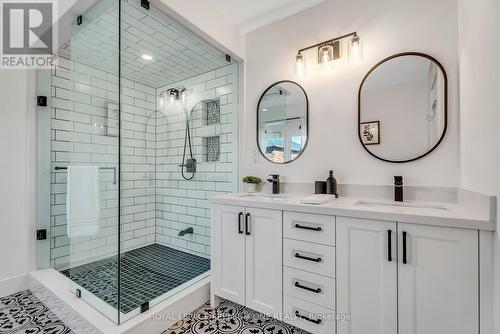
[203,136,220,162]
[203,99,220,126]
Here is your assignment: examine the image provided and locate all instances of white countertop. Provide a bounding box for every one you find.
[209,193,495,231]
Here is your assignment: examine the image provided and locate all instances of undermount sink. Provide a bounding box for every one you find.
[238,193,291,201]
[355,199,449,212]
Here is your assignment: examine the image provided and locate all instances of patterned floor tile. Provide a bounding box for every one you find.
[163,300,310,334]
[29,286,101,334]
[0,289,73,334]
[61,244,210,314]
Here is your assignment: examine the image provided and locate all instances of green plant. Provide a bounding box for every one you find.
[242,176,262,184]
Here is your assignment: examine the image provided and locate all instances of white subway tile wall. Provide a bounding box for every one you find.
[155,63,237,258]
[50,57,157,268]
[49,60,237,267]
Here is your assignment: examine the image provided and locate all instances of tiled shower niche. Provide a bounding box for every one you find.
[203,99,221,125]
[204,136,221,162]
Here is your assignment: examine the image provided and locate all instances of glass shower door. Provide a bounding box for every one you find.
[56,0,120,323]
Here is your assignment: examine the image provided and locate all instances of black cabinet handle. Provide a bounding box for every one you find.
[402,231,407,264]
[238,212,243,234]
[245,213,251,235]
[295,252,322,263]
[387,229,392,262]
[294,281,321,294]
[295,224,322,232]
[295,311,321,325]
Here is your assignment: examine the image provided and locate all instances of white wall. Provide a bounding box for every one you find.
[243,0,460,187]
[0,71,37,280]
[458,0,500,330]
[362,81,429,161]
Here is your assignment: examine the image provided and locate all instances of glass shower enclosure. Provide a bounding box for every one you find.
[37,0,237,324]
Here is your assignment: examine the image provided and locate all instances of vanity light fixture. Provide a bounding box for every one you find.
[295,31,361,74]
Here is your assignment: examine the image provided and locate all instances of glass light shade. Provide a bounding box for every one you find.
[320,47,331,64]
[349,34,363,63]
[318,45,334,71]
[295,52,306,77]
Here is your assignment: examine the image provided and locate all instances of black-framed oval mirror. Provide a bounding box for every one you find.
[257,80,309,164]
[358,52,448,163]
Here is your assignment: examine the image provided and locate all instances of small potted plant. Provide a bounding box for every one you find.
[242,176,262,193]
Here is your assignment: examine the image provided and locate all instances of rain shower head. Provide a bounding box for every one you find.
[160,88,187,117]
[159,87,199,120]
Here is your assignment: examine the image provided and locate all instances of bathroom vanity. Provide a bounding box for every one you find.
[210,191,495,334]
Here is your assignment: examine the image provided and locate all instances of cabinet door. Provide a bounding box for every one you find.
[212,204,246,305]
[398,224,478,334]
[245,207,283,315]
[337,217,397,334]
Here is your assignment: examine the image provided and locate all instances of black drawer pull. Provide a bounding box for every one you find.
[245,213,251,235]
[387,229,392,262]
[295,224,322,232]
[295,311,321,325]
[238,212,243,234]
[295,281,321,293]
[295,252,322,263]
[402,231,408,264]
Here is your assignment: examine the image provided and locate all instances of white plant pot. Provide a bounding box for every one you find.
[246,183,257,193]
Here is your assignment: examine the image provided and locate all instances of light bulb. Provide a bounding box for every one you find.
[319,46,334,71]
[142,54,153,61]
[295,52,306,77]
[350,34,362,63]
[321,47,331,64]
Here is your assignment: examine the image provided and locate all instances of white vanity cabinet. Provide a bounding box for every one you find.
[211,194,490,334]
[337,217,479,334]
[212,204,283,315]
[336,217,398,334]
[397,223,478,334]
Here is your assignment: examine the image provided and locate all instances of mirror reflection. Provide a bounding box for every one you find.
[359,53,447,163]
[257,81,308,164]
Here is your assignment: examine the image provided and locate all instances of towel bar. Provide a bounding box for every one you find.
[54,166,117,185]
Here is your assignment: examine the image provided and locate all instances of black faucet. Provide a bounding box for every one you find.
[267,174,280,194]
[394,176,403,202]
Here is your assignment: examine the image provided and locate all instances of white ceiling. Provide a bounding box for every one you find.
[206,0,327,33]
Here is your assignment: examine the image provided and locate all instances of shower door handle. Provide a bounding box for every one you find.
[245,213,251,235]
[238,212,243,234]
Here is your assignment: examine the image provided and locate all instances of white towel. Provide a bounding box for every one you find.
[300,194,336,205]
[66,166,100,238]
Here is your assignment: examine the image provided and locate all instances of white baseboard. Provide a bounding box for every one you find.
[0,273,37,297]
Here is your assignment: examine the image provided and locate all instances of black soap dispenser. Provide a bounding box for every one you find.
[326,170,338,198]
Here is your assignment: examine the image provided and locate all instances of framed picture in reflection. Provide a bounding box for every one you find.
[360,121,380,145]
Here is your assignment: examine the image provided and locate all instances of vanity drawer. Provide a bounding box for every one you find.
[283,266,335,310]
[284,238,335,278]
[284,211,335,246]
[283,294,336,334]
